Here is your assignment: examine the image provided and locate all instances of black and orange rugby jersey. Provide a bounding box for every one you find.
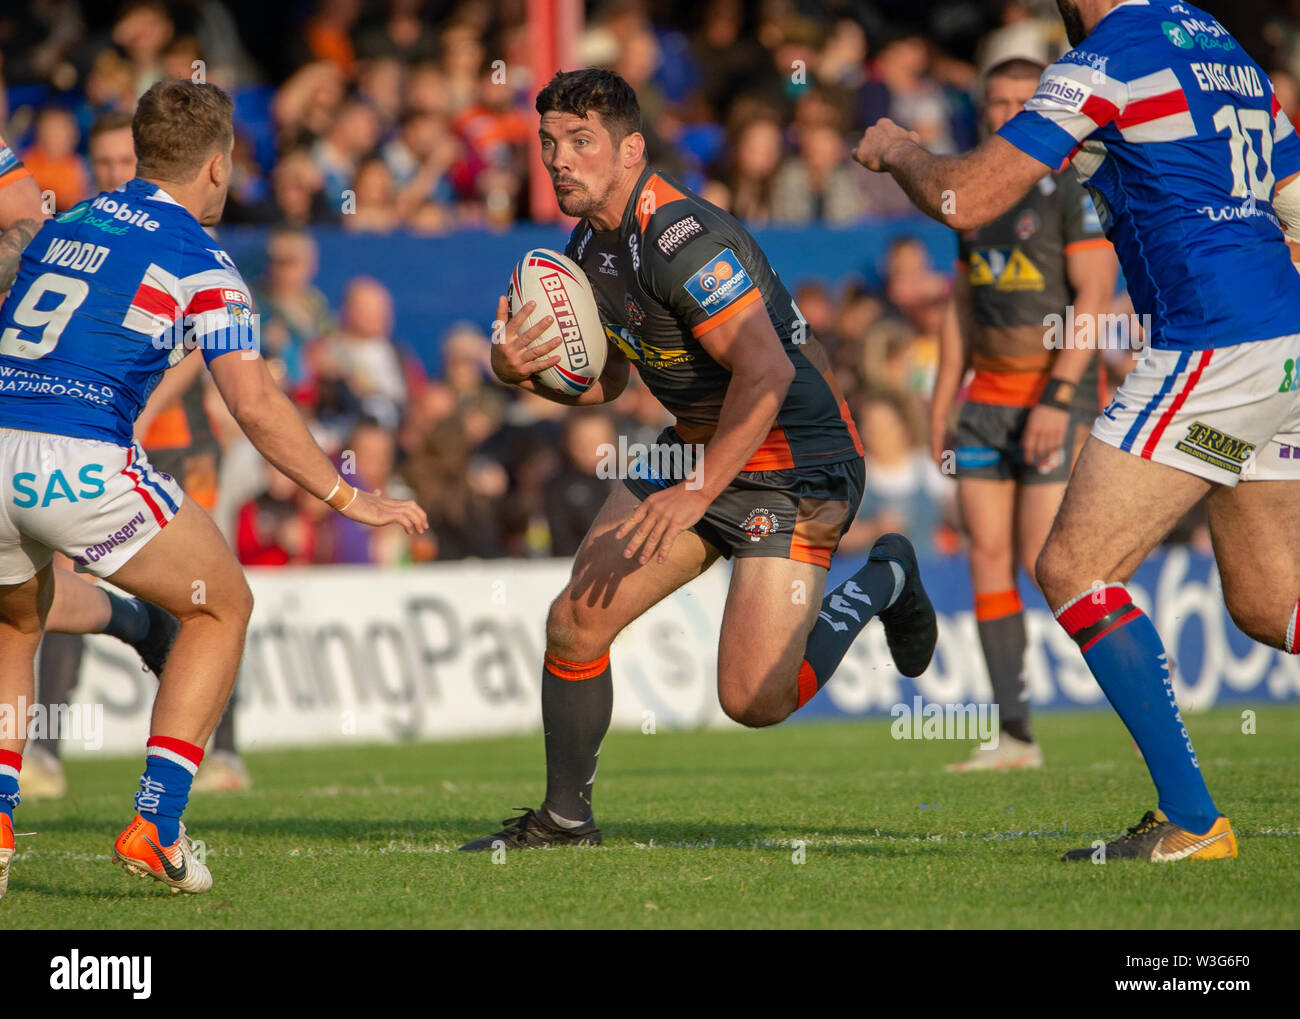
[955,170,1108,411]
[566,165,863,471]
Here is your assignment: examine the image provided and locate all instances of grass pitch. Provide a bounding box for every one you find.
[5,706,1299,929]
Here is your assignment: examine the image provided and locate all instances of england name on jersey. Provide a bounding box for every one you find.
[0,178,254,446]
[997,0,1300,351]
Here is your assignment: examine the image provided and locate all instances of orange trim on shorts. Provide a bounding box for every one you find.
[974,589,1024,621]
[795,659,819,709]
[691,287,761,338]
[967,370,1048,408]
[743,427,796,471]
[544,651,610,681]
[1063,237,1112,257]
[790,542,833,568]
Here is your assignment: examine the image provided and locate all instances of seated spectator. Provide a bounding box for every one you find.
[236,464,317,566]
[254,227,335,387]
[308,277,408,432]
[546,409,618,557]
[343,156,401,232]
[839,388,951,558]
[771,122,870,224]
[22,107,89,213]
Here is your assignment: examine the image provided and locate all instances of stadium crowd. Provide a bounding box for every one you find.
[3,0,1297,563]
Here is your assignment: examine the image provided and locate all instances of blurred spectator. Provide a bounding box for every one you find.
[356,0,441,65]
[301,0,361,77]
[236,464,317,566]
[840,388,951,558]
[402,417,507,560]
[87,110,136,193]
[22,106,89,212]
[710,106,784,224]
[267,147,332,226]
[314,418,408,564]
[312,100,381,200]
[254,227,335,387]
[770,122,870,224]
[111,0,174,98]
[856,32,957,154]
[309,276,408,432]
[344,156,401,232]
[546,409,617,556]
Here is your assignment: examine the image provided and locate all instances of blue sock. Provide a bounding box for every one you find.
[0,751,20,820]
[135,738,202,845]
[1058,584,1219,835]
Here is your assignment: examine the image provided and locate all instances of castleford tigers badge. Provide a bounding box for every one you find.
[740,507,780,541]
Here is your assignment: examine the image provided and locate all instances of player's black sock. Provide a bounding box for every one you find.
[213,697,237,754]
[103,592,150,644]
[975,590,1033,743]
[34,632,85,760]
[540,651,612,826]
[794,558,904,709]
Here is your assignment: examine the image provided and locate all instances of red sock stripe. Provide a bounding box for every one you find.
[0,750,22,773]
[975,588,1023,622]
[544,651,610,681]
[1056,586,1142,653]
[795,660,819,710]
[147,735,205,768]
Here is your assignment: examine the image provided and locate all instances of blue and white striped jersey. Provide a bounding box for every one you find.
[0,178,253,445]
[997,0,1300,351]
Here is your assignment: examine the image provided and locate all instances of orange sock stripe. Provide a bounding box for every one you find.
[544,651,611,681]
[974,589,1023,621]
[795,659,819,710]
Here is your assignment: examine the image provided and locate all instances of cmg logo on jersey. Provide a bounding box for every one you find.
[684,249,753,314]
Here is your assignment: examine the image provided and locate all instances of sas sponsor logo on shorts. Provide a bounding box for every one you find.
[10,464,106,508]
[655,215,704,259]
[1174,421,1255,474]
[684,248,753,313]
[74,511,149,567]
[1029,75,1093,113]
[740,507,780,541]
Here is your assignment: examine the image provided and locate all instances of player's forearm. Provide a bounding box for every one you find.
[1051,286,1112,383]
[881,142,964,225]
[0,215,41,295]
[692,361,793,501]
[233,383,340,499]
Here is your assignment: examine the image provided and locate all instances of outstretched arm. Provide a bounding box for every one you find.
[853,120,1055,231]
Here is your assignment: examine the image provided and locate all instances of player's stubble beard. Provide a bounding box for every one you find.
[1055,0,1088,47]
[553,169,619,224]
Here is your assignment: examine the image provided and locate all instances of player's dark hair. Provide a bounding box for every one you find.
[984,58,1046,88]
[133,78,233,183]
[535,68,642,143]
[88,110,135,142]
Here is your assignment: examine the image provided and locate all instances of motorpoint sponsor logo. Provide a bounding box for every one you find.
[86,194,162,233]
[75,511,149,566]
[684,248,752,312]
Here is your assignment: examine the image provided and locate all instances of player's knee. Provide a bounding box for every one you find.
[718,683,794,728]
[545,593,606,663]
[1223,592,1285,650]
[1033,539,1072,606]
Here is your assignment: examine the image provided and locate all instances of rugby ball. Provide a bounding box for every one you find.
[507,248,607,396]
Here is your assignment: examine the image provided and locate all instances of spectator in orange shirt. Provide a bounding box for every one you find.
[22,107,90,214]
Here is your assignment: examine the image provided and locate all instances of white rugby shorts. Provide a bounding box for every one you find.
[1092,335,1300,485]
[0,427,183,583]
